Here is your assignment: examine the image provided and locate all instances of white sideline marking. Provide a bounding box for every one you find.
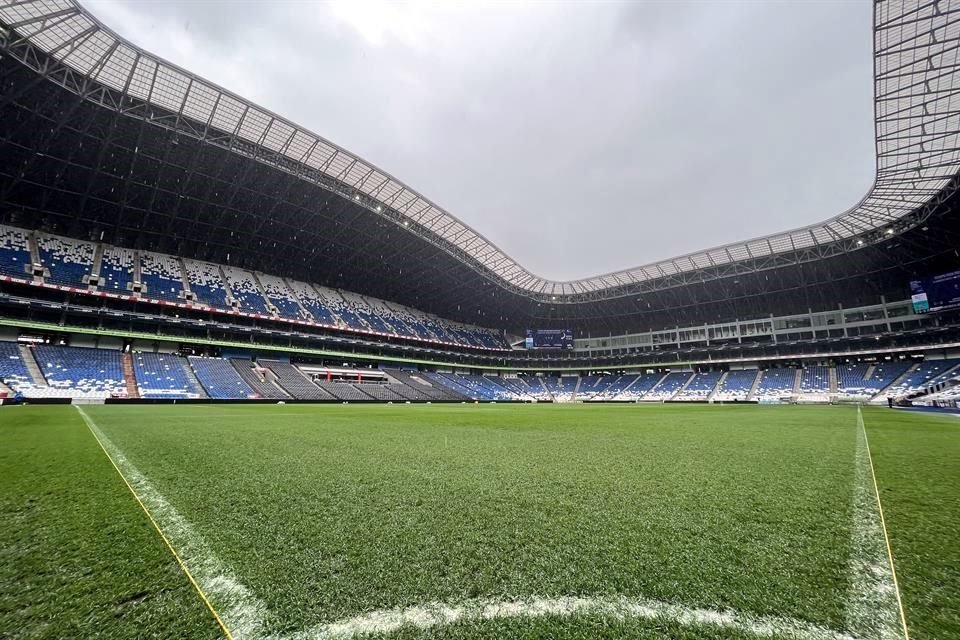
[76,407,270,639]
[845,406,905,640]
[78,406,882,640]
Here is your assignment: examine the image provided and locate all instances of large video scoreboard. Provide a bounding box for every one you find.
[910,269,960,313]
[525,329,574,350]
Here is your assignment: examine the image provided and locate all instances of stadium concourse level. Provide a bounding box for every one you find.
[2,342,960,405]
[0,225,508,351]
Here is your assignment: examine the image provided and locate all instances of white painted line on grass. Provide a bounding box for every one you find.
[77,406,269,640]
[287,595,860,640]
[77,405,881,640]
[847,405,910,640]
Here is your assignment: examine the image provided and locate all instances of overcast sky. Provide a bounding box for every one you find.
[85,0,875,282]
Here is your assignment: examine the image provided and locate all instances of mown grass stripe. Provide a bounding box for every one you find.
[857,405,911,640]
[76,405,242,640]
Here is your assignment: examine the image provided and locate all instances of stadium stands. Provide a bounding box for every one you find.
[188,356,255,399]
[262,362,333,400]
[33,345,125,398]
[258,274,309,321]
[0,342,38,395]
[884,359,960,398]
[230,359,288,399]
[798,366,831,401]
[590,375,641,400]
[98,246,136,294]
[674,371,722,401]
[285,279,340,326]
[133,352,206,398]
[37,233,94,287]
[752,369,796,401]
[183,260,231,308]
[0,225,32,279]
[0,225,509,350]
[314,381,373,401]
[643,372,692,401]
[712,370,758,402]
[543,376,578,401]
[140,252,185,302]
[222,267,270,315]
[835,362,911,400]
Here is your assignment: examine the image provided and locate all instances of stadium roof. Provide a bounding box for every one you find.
[1,0,959,301]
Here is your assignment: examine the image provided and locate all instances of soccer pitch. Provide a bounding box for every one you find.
[2,404,957,639]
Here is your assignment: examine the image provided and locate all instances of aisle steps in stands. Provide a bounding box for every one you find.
[132,250,142,289]
[89,242,105,288]
[249,272,273,315]
[27,230,41,279]
[617,374,649,400]
[218,266,239,308]
[792,369,802,397]
[670,373,695,401]
[572,376,582,401]
[121,352,139,399]
[829,367,838,394]
[864,364,876,381]
[18,345,46,385]
[180,359,208,398]
[178,258,194,300]
[537,377,551,401]
[870,363,918,402]
[707,371,728,402]
[0,379,12,395]
[282,277,315,322]
[746,370,763,401]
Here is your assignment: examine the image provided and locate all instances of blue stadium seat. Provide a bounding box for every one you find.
[33,344,125,398]
[187,356,255,399]
[134,352,205,398]
[140,252,185,302]
[38,234,94,287]
[0,225,32,279]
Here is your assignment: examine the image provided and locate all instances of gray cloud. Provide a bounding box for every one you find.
[85,0,875,281]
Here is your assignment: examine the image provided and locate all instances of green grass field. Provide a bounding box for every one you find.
[1,404,957,639]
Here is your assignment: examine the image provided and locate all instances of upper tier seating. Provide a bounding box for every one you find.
[98,246,135,294]
[222,267,270,315]
[643,372,692,401]
[314,286,369,331]
[712,370,758,401]
[799,366,830,396]
[38,234,94,287]
[140,252,185,302]
[340,290,399,335]
[263,362,333,400]
[3,225,508,351]
[257,274,309,321]
[0,225,32,278]
[0,342,37,394]
[884,359,960,397]
[187,357,254,399]
[285,279,340,326]
[133,352,206,398]
[753,369,796,400]
[183,260,231,308]
[675,371,723,400]
[34,344,125,398]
